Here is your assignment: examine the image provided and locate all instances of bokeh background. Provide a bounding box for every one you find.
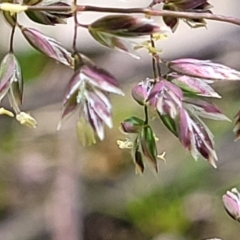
[0,0,240,239]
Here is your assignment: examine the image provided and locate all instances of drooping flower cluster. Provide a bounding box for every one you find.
[59,63,124,145]
[55,15,168,144]
[120,78,168,173]
[126,58,240,169]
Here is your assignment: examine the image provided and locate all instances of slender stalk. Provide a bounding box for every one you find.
[144,105,148,124]
[72,1,78,54]
[23,5,240,27]
[147,4,161,81]
[77,23,89,28]
[72,1,84,69]
[9,19,17,52]
[150,36,162,80]
[151,51,158,80]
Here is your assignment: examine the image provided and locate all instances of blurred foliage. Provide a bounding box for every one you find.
[18,51,48,82]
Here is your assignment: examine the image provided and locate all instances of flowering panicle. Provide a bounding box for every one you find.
[129,56,236,168]
[1,0,240,174]
[59,63,124,145]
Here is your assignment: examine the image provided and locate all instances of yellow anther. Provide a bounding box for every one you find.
[0,3,28,15]
[157,151,166,163]
[117,139,133,149]
[16,112,37,128]
[0,107,14,117]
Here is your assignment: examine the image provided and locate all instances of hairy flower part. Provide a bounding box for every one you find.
[167,59,240,80]
[148,80,183,119]
[89,15,169,57]
[60,65,124,142]
[168,73,221,98]
[163,0,212,31]
[184,99,230,121]
[132,78,154,105]
[222,188,240,222]
[0,53,23,113]
[21,27,73,67]
[178,109,217,168]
